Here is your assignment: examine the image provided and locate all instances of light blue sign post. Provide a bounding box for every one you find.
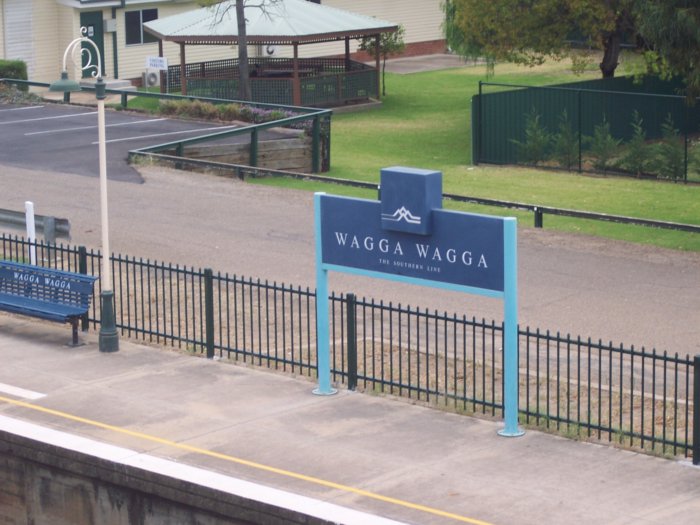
[314,167,523,437]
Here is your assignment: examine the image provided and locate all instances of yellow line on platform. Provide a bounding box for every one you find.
[0,395,495,525]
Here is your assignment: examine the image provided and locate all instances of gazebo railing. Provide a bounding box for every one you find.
[301,69,377,107]
[166,57,377,107]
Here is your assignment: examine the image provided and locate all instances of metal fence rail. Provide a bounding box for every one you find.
[0,234,695,460]
[0,78,332,174]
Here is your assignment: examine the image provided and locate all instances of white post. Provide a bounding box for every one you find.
[24,201,36,265]
[97,98,111,292]
[96,78,119,353]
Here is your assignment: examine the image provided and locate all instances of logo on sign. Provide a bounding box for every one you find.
[380,167,441,236]
[381,206,422,226]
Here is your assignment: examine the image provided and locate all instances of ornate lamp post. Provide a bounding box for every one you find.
[50,27,119,353]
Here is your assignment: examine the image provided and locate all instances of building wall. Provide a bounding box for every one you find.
[1,0,445,85]
[297,0,445,59]
[327,0,444,46]
[30,0,65,83]
[116,2,234,83]
[0,1,5,59]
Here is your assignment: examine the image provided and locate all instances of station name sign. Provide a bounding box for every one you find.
[319,167,506,293]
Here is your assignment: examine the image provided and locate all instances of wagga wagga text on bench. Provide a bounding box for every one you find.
[12,272,73,290]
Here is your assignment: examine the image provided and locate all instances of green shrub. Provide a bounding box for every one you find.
[218,103,242,121]
[653,114,686,181]
[586,115,621,172]
[185,99,219,119]
[158,99,183,115]
[689,141,700,181]
[551,109,578,171]
[511,107,551,165]
[0,60,28,91]
[617,111,651,177]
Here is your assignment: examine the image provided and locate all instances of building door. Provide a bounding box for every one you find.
[79,11,105,78]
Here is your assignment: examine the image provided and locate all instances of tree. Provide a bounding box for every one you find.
[444,0,636,78]
[510,107,551,165]
[552,109,579,171]
[197,0,280,101]
[617,111,651,177]
[634,1,700,99]
[358,26,406,97]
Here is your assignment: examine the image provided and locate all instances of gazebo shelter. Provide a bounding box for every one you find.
[143,0,398,107]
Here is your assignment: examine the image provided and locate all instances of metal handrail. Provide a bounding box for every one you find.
[0,208,70,240]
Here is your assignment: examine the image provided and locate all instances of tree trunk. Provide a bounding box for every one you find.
[236,0,251,100]
[599,31,621,79]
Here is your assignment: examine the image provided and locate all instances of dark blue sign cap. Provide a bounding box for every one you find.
[380,167,442,236]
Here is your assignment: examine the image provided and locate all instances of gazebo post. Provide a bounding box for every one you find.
[375,34,381,99]
[344,37,351,71]
[292,42,301,106]
[158,39,165,94]
[179,42,187,96]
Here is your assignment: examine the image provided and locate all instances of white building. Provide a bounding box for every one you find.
[0,0,445,84]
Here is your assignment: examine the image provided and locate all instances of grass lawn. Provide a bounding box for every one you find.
[254,56,700,252]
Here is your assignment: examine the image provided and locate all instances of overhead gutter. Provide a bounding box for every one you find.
[55,0,122,8]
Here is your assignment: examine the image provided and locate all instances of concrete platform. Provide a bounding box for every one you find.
[0,316,698,525]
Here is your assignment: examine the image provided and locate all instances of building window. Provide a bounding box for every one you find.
[125,9,158,45]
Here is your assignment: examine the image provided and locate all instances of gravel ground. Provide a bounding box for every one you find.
[1,163,699,355]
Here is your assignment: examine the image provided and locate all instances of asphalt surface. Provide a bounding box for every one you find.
[0,101,284,183]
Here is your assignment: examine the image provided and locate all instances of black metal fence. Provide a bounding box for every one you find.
[1,234,695,460]
[167,57,378,108]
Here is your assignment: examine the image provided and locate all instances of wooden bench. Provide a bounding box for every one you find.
[0,260,98,345]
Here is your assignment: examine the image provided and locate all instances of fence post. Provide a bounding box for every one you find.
[43,216,57,244]
[693,355,700,465]
[78,246,89,332]
[684,133,689,183]
[346,293,357,391]
[577,90,582,173]
[312,116,321,174]
[534,207,543,228]
[204,268,215,359]
[477,81,483,165]
[250,127,259,167]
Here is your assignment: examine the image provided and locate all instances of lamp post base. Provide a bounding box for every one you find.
[99,290,119,353]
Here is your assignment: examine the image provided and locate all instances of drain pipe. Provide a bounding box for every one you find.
[111,7,119,79]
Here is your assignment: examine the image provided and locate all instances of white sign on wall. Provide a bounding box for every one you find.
[145,56,168,71]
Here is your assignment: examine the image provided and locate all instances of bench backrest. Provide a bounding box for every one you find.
[0,260,98,308]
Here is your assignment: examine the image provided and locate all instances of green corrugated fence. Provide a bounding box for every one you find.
[473,77,700,181]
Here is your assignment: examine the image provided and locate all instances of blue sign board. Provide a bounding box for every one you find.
[321,195,505,293]
[320,166,505,293]
[314,167,523,437]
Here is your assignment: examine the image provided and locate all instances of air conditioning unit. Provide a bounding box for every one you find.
[142,69,160,88]
[264,45,278,57]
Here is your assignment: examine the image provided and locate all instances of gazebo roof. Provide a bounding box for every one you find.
[144,0,398,46]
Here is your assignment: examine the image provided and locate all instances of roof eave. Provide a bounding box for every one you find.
[149,25,399,46]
